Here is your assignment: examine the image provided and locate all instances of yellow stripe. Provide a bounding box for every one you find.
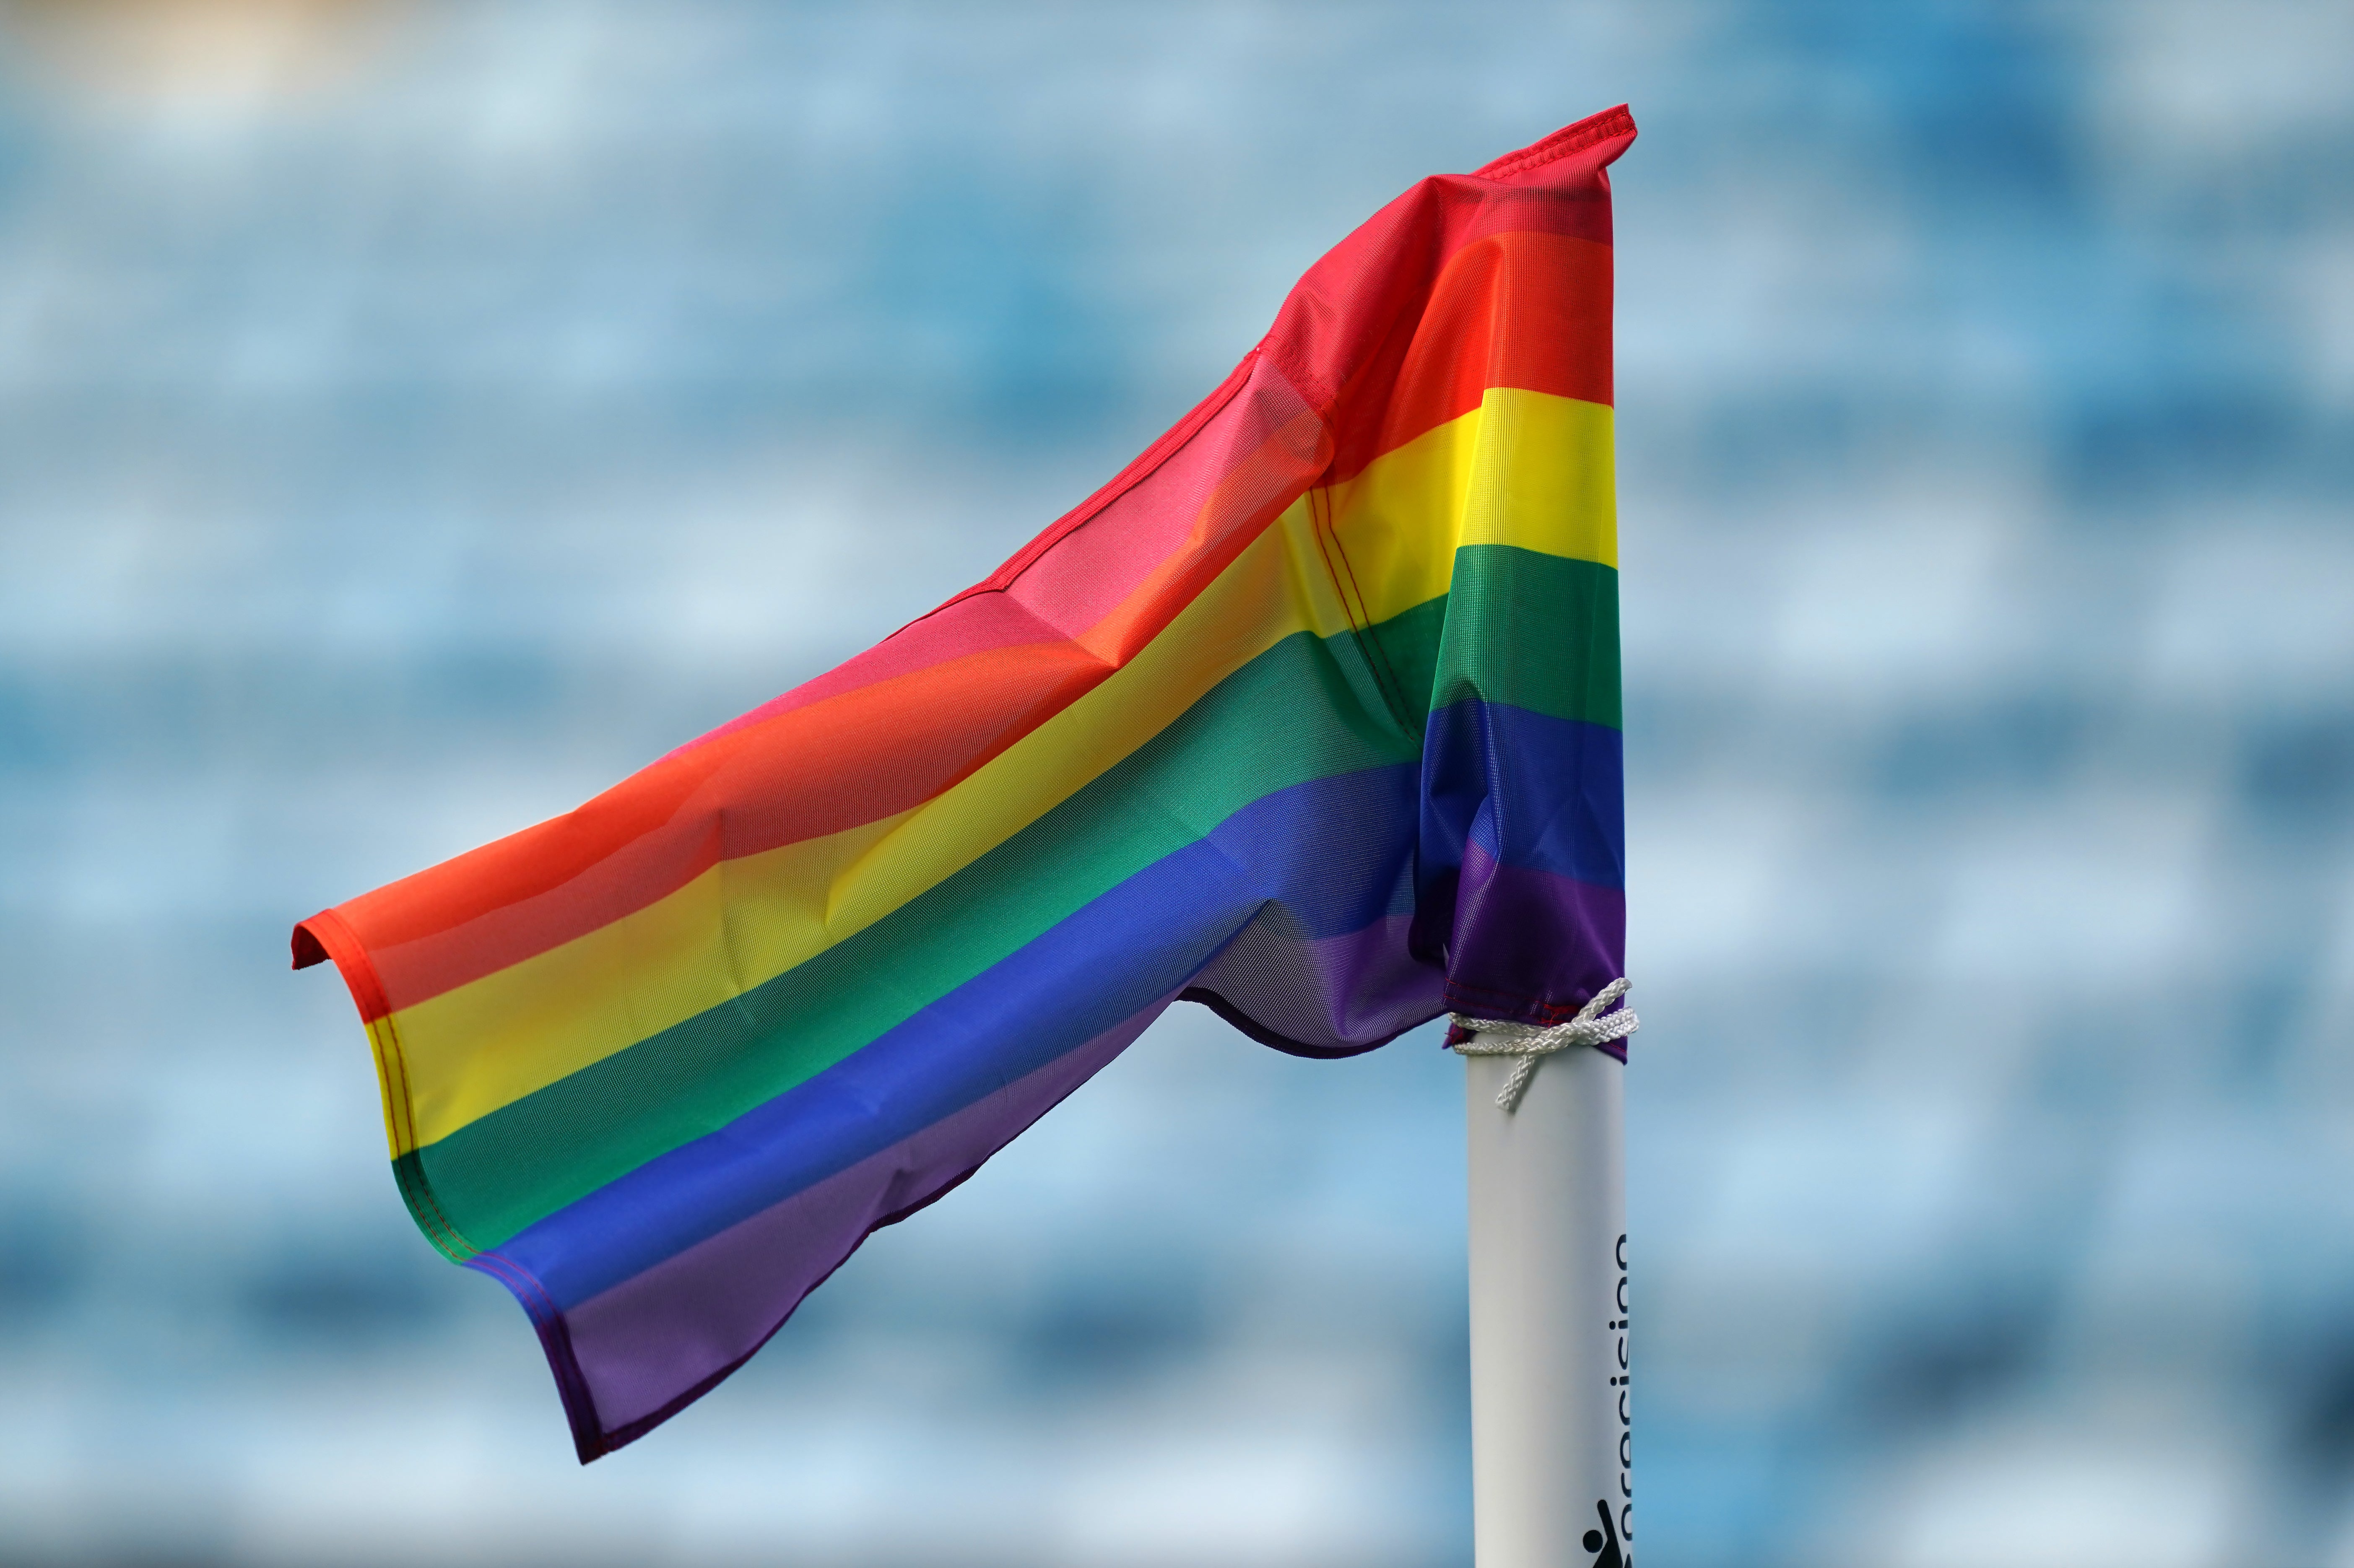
[1327,383,1616,623]
[386,389,1614,1148]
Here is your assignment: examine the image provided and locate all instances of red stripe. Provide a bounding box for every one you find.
[307,107,1637,1009]
[1260,105,1628,421]
[337,407,1314,1009]
[1325,229,1611,485]
[673,105,1630,745]
[665,349,1303,761]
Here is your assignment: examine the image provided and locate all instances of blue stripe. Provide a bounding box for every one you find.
[1421,699,1624,888]
[499,763,1421,1308]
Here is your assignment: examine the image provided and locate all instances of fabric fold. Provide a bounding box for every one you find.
[295,104,1636,1460]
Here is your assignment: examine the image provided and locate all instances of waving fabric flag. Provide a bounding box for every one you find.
[294,105,1637,1460]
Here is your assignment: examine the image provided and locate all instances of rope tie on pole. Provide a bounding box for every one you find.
[1449,978,1637,1112]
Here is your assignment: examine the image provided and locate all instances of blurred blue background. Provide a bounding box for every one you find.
[0,3,2349,1564]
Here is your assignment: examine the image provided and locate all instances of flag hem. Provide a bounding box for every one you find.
[1472,104,1636,183]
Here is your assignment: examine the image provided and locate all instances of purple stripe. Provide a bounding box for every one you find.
[555,999,1170,1441]
[1437,837,1626,1038]
[494,763,1425,1312]
[1185,912,1445,1057]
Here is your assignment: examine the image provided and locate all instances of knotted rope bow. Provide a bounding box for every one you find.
[1449,978,1638,1112]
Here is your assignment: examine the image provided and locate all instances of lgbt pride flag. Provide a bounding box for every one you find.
[295,105,1636,1460]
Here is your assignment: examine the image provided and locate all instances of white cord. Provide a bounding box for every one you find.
[1449,978,1637,1112]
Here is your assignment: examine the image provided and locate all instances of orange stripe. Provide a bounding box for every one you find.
[1326,231,1611,484]
[342,404,1321,1011]
[345,638,1109,1010]
[324,224,1614,1011]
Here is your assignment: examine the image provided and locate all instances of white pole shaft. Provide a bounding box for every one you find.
[1467,1041,1629,1568]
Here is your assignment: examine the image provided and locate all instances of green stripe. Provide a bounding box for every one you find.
[1429,545,1621,729]
[405,545,1618,1246]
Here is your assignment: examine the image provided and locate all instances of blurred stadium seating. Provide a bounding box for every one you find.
[0,4,2347,1564]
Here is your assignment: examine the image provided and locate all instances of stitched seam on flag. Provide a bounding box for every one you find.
[392,1085,480,1261]
[305,906,485,1260]
[304,910,414,1155]
[1474,106,1635,182]
[374,1016,479,1259]
[373,966,471,1256]
[1315,477,1415,730]
[1305,477,1412,733]
[359,1013,403,1153]
[1304,485,1371,707]
[911,350,1263,630]
[463,1249,600,1451]
[1444,973,1611,1022]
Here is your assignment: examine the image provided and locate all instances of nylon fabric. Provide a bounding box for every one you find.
[291,104,1639,1461]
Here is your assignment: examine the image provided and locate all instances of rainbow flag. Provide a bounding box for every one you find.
[295,106,1636,1460]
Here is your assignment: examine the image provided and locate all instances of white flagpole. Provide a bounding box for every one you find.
[1464,1031,1630,1568]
